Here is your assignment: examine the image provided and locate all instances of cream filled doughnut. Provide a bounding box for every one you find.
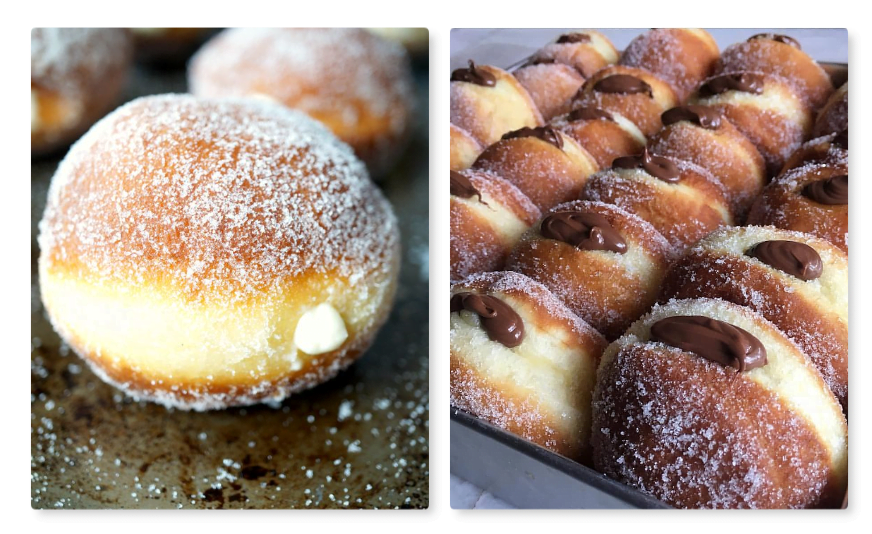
[31,28,132,156]
[188,28,414,177]
[659,226,849,413]
[591,298,848,509]
[450,271,607,461]
[38,95,400,411]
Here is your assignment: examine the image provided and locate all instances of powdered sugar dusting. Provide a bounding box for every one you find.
[31,28,130,97]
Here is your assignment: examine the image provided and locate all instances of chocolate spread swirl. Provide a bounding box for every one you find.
[612,148,680,183]
[450,292,524,348]
[802,175,848,205]
[540,211,627,253]
[650,315,768,372]
[501,126,564,150]
[556,33,591,44]
[748,33,801,49]
[451,60,497,87]
[567,106,614,122]
[450,171,483,202]
[593,74,653,97]
[661,105,722,130]
[746,240,823,281]
[698,73,765,97]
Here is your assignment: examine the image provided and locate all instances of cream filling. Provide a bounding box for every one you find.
[294,303,349,355]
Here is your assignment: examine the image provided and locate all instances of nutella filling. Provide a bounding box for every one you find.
[593,74,653,97]
[501,126,564,150]
[802,175,848,205]
[450,292,525,348]
[556,33,591,44]
[746,240,823,281]
[540,211,627,253]
[661,105,722,130]
[650,315,768,372]
[612,148,680,183]
[451,60,497,87]
[567,106,614,122]
[748,33,802,49]
[450,171,484,202]
[699,73,765,97]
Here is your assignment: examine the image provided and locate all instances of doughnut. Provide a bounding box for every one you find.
[450,169,541,281]
[781,130,847,175]
[572,65,679,137]
[506,200,673,340]
[619,28,720,102]
[592,298,848,509]
[746,161,848,253]
[451,60,543,147]
[450,124,484,171]
[648,105,766,219]
[471,126,599,211]
[31,28,132,156]
[550,105,646,169]
[512,61,586,121]
[689,71,813,175]
[37,95,401,411]
[813,83,848,138]
[581,148,733,251]
[528,30,618,78]
[188,28,414,177]
[450,271,607,461]
[715,33,833,109]
[659,226,848,413]
[130,27,212,66]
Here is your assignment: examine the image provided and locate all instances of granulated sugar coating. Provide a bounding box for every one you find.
[32,59,429,509]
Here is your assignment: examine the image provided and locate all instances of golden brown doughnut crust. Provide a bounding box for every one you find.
[619,29,720,102]
[450,124,484,171]
[592,298,847,509]
[658,226,849,413]
[507,200,673,340]
[551,110,645,169]
[573,65,679,137]
[716,36,833,109]
[451,271,607,461]
[746,162,848,253]
[581,157,733,251]
[813,83,848,138]
[513,62,586,121]
[647,112,766,219]
[781,132,848,175]
[450,63,544,147]
[450,170,541,280]
[472,129,598,211]
[188,28,414,177]
[529,30,618,78]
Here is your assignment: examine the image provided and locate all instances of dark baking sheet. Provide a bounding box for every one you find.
[31,49,429,510]
[449,59,847,509]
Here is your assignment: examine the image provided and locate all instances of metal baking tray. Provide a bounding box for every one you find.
[449,39,847,508]
[31,39,429,509]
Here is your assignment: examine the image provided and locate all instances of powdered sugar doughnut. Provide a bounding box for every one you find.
[592,298,847,509]
[31,28,132,155]
[188,28,414,177]
[528,30,618,78]
[38,95,400,411]
[513,61,586,121]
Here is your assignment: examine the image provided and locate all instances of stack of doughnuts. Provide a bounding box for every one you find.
[450,28,848,509]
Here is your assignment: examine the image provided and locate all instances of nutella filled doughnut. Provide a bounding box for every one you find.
[450,61,543,147]
[572,65,679,137]
[31,28,132,156]
[451,271,607,461]
[513,61,586,121]
[38,95,400,410]
[528,30,618,78]
[592,298,848,509]
[781,130,847,174]
[619,28,720,102]
[450,169,541,280]
[581,149,733,251]
[189,28,414,177]
[648,105,766,218]
[507,201,673,340]
[450,124,484,171]
[551,106,646,169]
[472,126,599,211]
[659,226,848,413]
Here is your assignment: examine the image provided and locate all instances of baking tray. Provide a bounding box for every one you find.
[449,30,847,509]
[31,42,429,509]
